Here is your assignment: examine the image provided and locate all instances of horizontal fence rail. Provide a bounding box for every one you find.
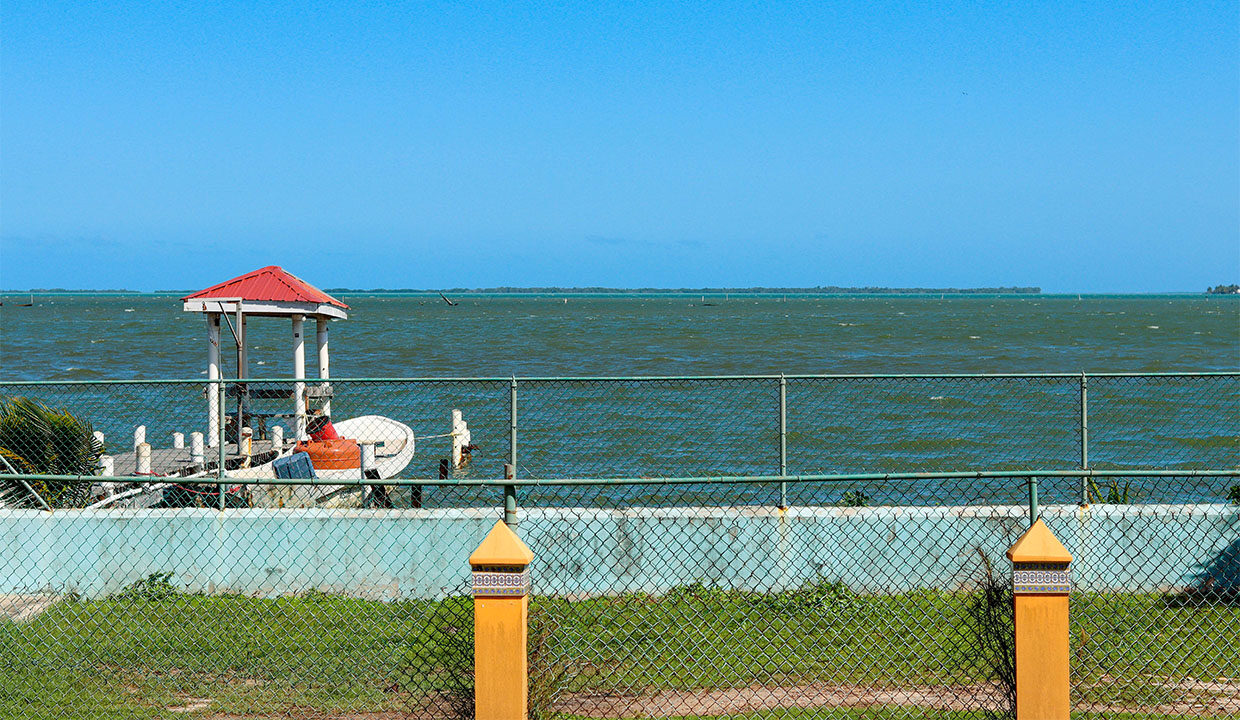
[3,467,1238,487]
[0,373,1237,718]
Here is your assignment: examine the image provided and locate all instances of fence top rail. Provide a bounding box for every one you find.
[5,468,1237,489]
[2,371,1238,386]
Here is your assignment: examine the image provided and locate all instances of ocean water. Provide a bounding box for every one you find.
[0,294,1236,505]
[1,293,1237,380]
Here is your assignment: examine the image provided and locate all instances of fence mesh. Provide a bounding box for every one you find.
[0,374,1237,718]
[523,478,1028,719]
[1044,474,1240,718]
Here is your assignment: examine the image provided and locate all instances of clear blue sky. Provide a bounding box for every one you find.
[2,2,1236,292]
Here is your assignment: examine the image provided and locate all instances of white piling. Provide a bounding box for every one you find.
[241,426,253,459]
[317,318,331,417]
[99,455,114,477]
[451,409,471,468]
[271,425,284,450]
[360,442,375,479]
[133,425,146,451]
[94,432,107,473]
[190,432,205,466]
[207,313,221,447]
[136,443,152,475]
[173,432,185,449]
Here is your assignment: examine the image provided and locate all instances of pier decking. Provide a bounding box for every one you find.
[108,440,281,477]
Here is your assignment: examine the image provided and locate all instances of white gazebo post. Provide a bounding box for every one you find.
[316,318,330,417]
[236,311,248,439]
[293,314,307,439]
[239,316,249,377]
[207,313,221,447]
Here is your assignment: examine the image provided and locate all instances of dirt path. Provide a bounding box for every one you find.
[556,683,1007,716]
[200,678,1240,719]
[0,593,57,622]
[555,679,1238,718]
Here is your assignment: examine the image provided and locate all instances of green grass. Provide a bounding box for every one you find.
[531,582,996,691]
[0,582,1234,719]
[0,591,474,719]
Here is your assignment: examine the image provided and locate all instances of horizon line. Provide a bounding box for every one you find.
[2,286,1236,296]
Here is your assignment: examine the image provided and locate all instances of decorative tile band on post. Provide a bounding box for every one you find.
[471,519,534,720]
[1007,518,1073,720]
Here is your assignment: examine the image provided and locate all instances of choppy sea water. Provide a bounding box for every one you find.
[1,294,1237,506]
[2,293,1238,379]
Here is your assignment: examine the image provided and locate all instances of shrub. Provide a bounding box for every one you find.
[754,577,855,616]
[114,572,179,601]
[840,490,870,507]
[1086,477,1134,504]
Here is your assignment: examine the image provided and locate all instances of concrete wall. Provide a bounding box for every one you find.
[1,504,1235,600]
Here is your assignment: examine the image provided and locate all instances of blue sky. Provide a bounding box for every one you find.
[1,2,1236,292]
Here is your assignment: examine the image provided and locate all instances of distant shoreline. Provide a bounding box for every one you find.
[6,285,1045,295]
[347,286,1045,295]
[2,287,1235,297]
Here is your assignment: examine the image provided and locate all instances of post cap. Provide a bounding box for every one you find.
[1006,518,1073,564]
[469,519,534,568]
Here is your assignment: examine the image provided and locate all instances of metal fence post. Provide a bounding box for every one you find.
[504,463,518,529]
[217,379,227,509]
[778,374,788,509]
[506,377,518,528]
[509,377,517,474]
[1080,373,1089,504]
[1028,476,1039,526]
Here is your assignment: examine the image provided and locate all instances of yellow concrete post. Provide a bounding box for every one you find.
[470,519,534,720]
[1007,518,1073,720]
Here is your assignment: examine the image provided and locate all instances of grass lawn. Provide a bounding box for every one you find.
[0,580,1234,719]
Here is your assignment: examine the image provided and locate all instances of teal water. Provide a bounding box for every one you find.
[1,294,1237,380]
[0,294,1236,506]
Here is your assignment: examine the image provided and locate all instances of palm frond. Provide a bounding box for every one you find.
[0,396,102,507]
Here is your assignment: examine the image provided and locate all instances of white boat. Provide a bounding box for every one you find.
[329,415,417,479]
[234,415,416,507]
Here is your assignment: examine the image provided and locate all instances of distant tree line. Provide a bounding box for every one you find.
[1207,284,1239,295]
[20,288,137,293]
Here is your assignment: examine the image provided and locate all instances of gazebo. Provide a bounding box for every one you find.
[182,266,348,446]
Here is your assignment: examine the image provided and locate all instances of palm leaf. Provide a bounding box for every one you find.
[0,396,102,507]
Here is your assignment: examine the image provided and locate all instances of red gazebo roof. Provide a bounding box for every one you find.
[182,266,348,318]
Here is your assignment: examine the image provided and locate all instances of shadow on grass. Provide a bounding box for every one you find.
[1168,537,1240,607]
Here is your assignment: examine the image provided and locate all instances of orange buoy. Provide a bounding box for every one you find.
[295,437,360,470]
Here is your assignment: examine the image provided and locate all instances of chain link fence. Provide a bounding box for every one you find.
[0,374,1237,718]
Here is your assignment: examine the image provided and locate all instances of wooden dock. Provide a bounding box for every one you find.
[109,440,280,477]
